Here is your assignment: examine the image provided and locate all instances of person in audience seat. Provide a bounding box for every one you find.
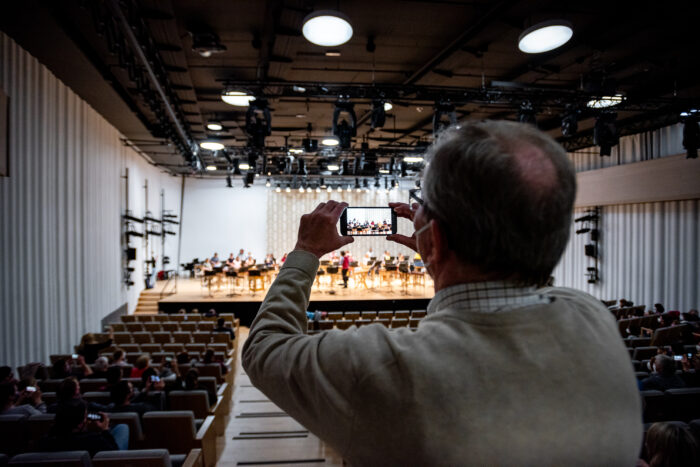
[639,422,700,467]
[0,366,16,385]
[641,354,686,391]
[130,354,151,379]
[212,317,235,339]
[16,377,47,413]
[0,381,44,415]
[85,356,110,379]
[77,329,114,364]
[108,380,157,417]
[243,120,642,465]
[40,399,128,455]
[52,356,93,380]
[112,349,127,366]
[183,368,216,406]
[48,377,107,413]
[203,348,229,375]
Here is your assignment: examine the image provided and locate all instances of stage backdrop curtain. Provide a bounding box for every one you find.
[266,189,416,262]
[553,200,700,313]
[0,32,181,368]
[568,124,684,172]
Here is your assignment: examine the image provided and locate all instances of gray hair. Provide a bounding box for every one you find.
[421,120,576,286]
[654,354,675,377]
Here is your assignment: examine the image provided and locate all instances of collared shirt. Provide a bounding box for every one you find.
[427,280,551,315]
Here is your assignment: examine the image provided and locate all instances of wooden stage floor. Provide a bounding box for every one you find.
[156,276,435,326]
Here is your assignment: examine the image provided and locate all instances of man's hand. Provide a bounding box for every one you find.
[94,412,110,431]
[294,200,354,258]
[386,202,419,252]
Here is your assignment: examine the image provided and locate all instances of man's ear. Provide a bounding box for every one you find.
[429,220,449,264]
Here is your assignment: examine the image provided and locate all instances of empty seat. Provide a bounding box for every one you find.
[641,390,667,423]
[184,314,200,322]
[93,449,174,467]
[151,332,172,345]
[665,388,700,421]
[172,332,191,345]
[179,323,197,333]
[79,379,108,393]
[193,333,212,345]
[119,343,141,353]
[106,412,143,449]
[0,414,29,456]
[136,315,155,322]
[394,311,410,319]
[185,344,206,354]
[26,414,55,451]
[168,391,211,419]
[132,332,152,344]
[361,311,377,320]
[163,343,185,354]
[195,364,223,384]
[112,333,132,345]
[376,319,391,328]
[354,319,372,327]
[142,412,216,467]
[411,310,427,318]
[8,450,91,466]
[197,322,215,332]
[344,311,360,321]
[211,333,232,349]
[122,315,138,323]
[169,315,185,322]
[336,321,352,330]
[391,318,409,328]
[111,323,127,332]
[318,320,333,330]
[143,323,162,333]
[409,318,421,329]
[377,311,393,320]
[160,322,179,332]
[327,312,343,322]
[126,352,143,364]
[126,323,145,333]
[140,344,162,355]
[152,315,169,322]
[206,343,228,356]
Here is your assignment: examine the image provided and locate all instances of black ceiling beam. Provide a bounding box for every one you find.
[257,0,284,81]
[402,0,517,85]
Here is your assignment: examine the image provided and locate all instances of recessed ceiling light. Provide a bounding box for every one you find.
[322,136,340,147]
[200,141,224,151]
[518,20,573,54]
[325,50,341,57]
[327,164,340,171]
[289,148,304,154]
[293,85,306,93]
[586,94,624,109]
[378,169,390,174]
[206,121,223,131]
[239,163,250,170]
[403,156,423,163]
[302,10,353,47]
[295,114,306,118]
[306,186,312,193]
[384,102,393,112]
[205,165,217,171]
[221,90,254,107]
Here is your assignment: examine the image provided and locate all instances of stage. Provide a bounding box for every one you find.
[155,275,435,326]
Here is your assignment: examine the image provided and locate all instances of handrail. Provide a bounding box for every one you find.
[159,272,178,299]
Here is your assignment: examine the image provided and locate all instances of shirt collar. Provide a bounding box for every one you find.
[427,281,550,315]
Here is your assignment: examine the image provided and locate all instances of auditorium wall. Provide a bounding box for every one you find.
[0,32,181,368]
[179,179,268,264]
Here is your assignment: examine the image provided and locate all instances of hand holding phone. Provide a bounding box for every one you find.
[294,200,353,258]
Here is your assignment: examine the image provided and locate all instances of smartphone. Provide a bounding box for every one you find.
[150,375,160,382]
[673,355,683,361]
[71,354,79,360]
[339,207,398,236]
[689,353,694,358]
[25,386,37,392]
[165,357,172,362]
[87,413,102,421]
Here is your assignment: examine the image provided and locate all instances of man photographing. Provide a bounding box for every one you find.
[243,121,641,465]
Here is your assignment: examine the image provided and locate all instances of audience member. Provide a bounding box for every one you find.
[639,422,700,467]
[183,368,216,405]
[0,366,15,384]
[48,377,107,413]
[654,303,665,314]
[39,399,128,455]
[85,357,110,379]
[112,349,127,366]
[52,356,93,380]
[203,348,229,375]
[212,317,234,339]
[77,329,114,364]
[108,380,157,417]
[243,121,642,465]
[0,381,43,415]
[130,354,151,378]
[16,377,47,413]
[204,308,218,318]
[641,354,686,391]
[105,366,123,390]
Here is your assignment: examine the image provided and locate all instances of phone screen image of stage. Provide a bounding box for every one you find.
[345,208,393,236]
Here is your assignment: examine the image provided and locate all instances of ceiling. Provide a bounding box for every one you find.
[2,0,699,181]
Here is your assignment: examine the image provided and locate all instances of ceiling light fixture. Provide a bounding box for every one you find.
[205,165,217,171]
[221,89,254,107]
[378,169,390,174]
[327,186,333,193]
[325,50,341,57]
[587,94,624,109]
[206,121,223,131]
[289,148,304,154]
[239,162,250,170]
[518,20,573,54]
[200,141,224,151]
[299,185,305,193]
[275,185,281,192]
[293,85,306,93]
[322,135,340,147]
[316,186,321,193]
[327,163,340,171]
[384,102,393,112]
[403,156,423,163]
[285,185,291,193]
[302,10,353,47]
[265,178,271,187]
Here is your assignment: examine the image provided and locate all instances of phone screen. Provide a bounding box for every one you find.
[339,207,398,236]
[150,375,160,382]
[25,386,36,392]
[673,355,683,361]
[71,354,79,360]
[87,413,102,421]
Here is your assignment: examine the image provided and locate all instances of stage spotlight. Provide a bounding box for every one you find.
[275,184,281,193]
[433,101,457,137]
[302,138,319,152]
[682,118,699,159]
[191,31,227,57]
[285,185,291,193]
[594,112,619,156]
[297,158,307,175]
[371,100,387,129]
[207,120,223,131]
[332,99,357,149]
[561,106,579,137]
[518,101,537,126]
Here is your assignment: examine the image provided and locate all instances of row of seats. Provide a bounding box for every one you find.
[112,321,219,333]
[325,310,427,321]
[121,314,237,324]
[611,305,647,320]
[0,448,201,467]
[109,331,234,348]
[313,317,422,331]
[0,410,215,466]
[641,388,700,422]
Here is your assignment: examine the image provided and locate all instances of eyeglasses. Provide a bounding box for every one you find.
[409,188,423,206]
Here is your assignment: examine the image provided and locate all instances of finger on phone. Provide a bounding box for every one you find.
[330,202,348,219]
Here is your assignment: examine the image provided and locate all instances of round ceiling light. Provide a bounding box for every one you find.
[206,121,223,131]
[518,20,573,54]
[302,10,353,47]
[200,141,224,151]
[205,165,217,171]
[327,163,340,171]
[322,136,340,147]
[384,102,393,112]
[221,90,254,107]
[586,94,624,109]
[239,162,251,170]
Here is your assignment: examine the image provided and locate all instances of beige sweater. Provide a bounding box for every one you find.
[242,251,642,466]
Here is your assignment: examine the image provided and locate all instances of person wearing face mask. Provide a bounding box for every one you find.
[242,121,642,466]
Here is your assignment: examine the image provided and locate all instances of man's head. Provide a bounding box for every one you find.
[0,382,16,409]
[0,366,13,384]
[341,251,346,257]
[185,368,200,390]
[135,354,150,370]
[217,317,226,328]
[654,354,676,377]
[113,349,125,363]
[57,377,80,402]
[110,380,132,406]
[94,357,109,372]
[55,399,88,433]
[106,366,122,385]
[417,120,576,286]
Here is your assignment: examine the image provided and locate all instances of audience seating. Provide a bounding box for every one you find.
[142,412,216,467]
[651,325,688,346]
[92,448,194,467]
[0,415,28,457]
[108,412,143,449]
[8,450,91,466]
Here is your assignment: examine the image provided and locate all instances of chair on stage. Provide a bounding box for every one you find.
[247,269,265,294]
[326,266,341,290]
[201,270,217,297]
[226,270,241,296]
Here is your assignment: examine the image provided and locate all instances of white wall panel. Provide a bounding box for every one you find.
[553,201,700,312]
[0,32,181,368]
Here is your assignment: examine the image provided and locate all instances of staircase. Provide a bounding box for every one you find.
[134,288,160,314]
